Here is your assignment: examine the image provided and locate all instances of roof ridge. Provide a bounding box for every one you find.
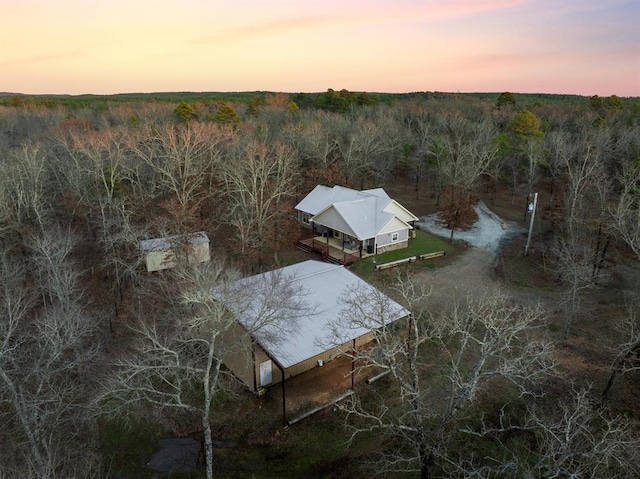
[293,262,343,282]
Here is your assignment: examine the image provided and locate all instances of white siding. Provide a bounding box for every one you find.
[143,242,210,272]
[379,217,410,235]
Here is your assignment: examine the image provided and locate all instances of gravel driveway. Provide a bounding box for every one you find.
[417,201,524,253]
[415,202,525,311]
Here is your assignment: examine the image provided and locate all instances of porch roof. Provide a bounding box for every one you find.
[313,196,396,240]
[216,260,409,370]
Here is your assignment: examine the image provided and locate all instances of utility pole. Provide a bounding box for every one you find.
[525,192,538,256]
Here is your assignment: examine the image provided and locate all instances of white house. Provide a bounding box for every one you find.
[295,185,418,257]
[140,231,210,272]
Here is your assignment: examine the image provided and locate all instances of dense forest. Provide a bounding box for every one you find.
[0,89,639,478]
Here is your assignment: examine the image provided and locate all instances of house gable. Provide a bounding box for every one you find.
[311,205,358,238]
[384,200,419,224]
[378,216,410,235]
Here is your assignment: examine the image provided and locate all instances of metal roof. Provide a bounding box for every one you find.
[294,185,365,215]
[295,185,416,240]
[140,231,209,252]
[215,260,409,369]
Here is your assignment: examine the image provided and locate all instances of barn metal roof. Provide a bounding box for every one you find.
[215,260,410,370]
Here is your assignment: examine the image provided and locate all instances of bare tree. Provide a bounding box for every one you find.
[98,260,311,479]
[10,142,51,231]
[602,304,640,402]
[339,283,555,479]
[285,115,338,170]
[526,386,640,479]
[402,107,436,198]
[130,122,230,212]
[0,167,18,238]
[550,129,610,338]
[551,233,600,340]
[544,130,579,210]
[0,238,103,478]
[461,385,640,478]
[338,117,395,189]
[432,115,498,241]
[600,158,640,400]
[222,138,298,266]
[610,157,640,259]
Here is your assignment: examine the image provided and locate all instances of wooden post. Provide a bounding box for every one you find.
[280,364,287,426]
[251,340,257,392]
[351,339,356,390]
[525,192,538,256]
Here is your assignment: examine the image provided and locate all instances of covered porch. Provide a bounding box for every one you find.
[296,235,374,265]
[259,354,385,426]
[296,222,375,265]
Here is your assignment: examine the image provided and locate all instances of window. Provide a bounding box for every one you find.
[333,230,341,239]
[302,213,311,225]
[391,232,399,242]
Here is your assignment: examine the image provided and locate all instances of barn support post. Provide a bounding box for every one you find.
[279,363,287,426]
[251,339,257,392]
[351,339,356,390]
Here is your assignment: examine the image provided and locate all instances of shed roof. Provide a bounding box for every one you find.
[140,231,209,252]
[216,260,409,369]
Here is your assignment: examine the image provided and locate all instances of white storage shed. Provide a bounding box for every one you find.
[140,231,210,272]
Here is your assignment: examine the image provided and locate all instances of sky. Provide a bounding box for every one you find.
[1,0,638,96]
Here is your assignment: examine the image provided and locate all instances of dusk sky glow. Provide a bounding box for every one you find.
[1,0,638,96]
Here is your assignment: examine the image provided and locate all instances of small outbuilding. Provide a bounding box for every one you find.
[140,231,210,272]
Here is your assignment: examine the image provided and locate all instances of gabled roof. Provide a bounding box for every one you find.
[214,260,409,369]
[295,185,418,240]
[295,185,365,215]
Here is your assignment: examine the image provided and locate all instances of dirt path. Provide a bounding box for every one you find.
[415,202,526,312]
[415,248,501,312]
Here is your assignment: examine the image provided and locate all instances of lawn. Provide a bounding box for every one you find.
[349,230,459,280]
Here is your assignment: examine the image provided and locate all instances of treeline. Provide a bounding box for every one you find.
[0,90,639,477]
[0,89,638,287]
[4,88,636,111]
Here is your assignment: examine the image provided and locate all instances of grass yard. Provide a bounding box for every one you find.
[349,230,459,280]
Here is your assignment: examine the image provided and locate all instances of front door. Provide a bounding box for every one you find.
[366,238,375,254]
[259,360,272,387]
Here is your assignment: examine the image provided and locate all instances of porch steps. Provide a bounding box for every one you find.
[322,253,342,265]
[296,241,312,253]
